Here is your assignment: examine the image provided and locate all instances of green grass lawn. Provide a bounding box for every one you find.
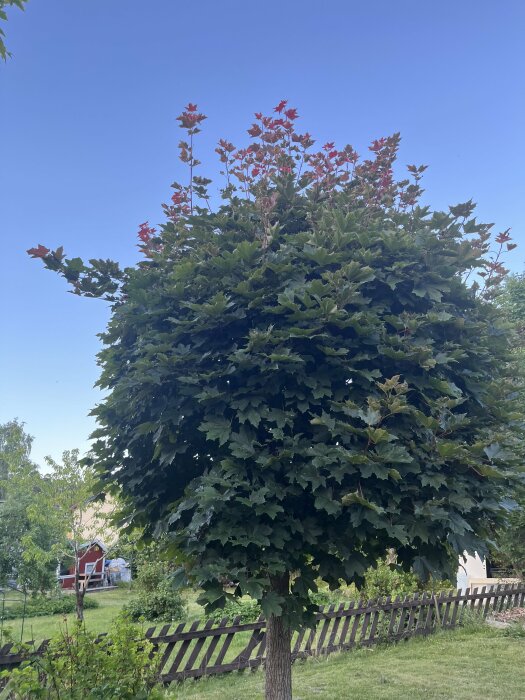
[1,587,206,644]
[172,627,525,700]
[1,589,135,642]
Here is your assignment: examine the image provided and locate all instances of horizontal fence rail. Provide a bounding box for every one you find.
[0,583,524,685]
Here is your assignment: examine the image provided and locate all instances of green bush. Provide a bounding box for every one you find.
[308,588,348,607]
[123,580,186,623]
[209,597,262,624]
[122,553,187,623]
[134,560,167,593]
[1,594,98,620]
[307,590,333,608]
[0,614,162,699]
[360,558,453,601]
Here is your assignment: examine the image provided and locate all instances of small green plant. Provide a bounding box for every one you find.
[458,606,487,632]
[502,621,525,638]
[0,614,163,699]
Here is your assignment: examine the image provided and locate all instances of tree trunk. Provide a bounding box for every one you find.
[265,573,292,700]
[74,565,84,622]
[75,588,85,622]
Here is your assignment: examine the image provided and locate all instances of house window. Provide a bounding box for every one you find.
[85,563,96,575]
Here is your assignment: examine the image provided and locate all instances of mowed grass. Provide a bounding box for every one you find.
[1,588,206,643]
[2,589,135,642]
[172,627,525,700]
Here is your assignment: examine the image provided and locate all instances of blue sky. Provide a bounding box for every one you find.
[1,0,524,467]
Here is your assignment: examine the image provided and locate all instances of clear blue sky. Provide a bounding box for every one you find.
[1,0,524,467]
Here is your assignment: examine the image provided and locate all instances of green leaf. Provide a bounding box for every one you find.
[134,421,157,436]
[342,491,383,513]
[261,591,284,618]
[198,586,225,607]
[229,428,257,458]
[242,580,265,599]
[428,378,463,398]
[199,416,231,445]
[314,489,341,515]
[255,502,284,519]
[483,443,503,461]
[437,442,459,459]
[373,443,413,464]
[171,567,189,589]
[359,407,382,426]
[477,464,505,479]
[366,427,393,444]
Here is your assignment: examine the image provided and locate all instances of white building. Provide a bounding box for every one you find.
[457,552,486,590]
[457,552,520,591]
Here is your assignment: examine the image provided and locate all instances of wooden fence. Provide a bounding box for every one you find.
[1,583,524,685]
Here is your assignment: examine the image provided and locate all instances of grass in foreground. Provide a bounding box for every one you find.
[172,626,525,700]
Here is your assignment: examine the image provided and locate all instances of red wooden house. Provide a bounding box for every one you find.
[59,539,108,590]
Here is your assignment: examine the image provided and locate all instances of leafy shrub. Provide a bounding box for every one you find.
[359,558,453,601]
[209,597,262,624]
[1,594,98,620]
[359,560,420,600]
[0,614,163,699]
[123,580,186,623]
[121,556,187,623]
[307,585,355,607]
[307,590,334,608]
[134,560,167,593]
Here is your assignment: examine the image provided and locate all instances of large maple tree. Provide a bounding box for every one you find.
[29,102,523,700]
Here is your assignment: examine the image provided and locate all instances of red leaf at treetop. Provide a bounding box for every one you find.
[27,244,50,258]
[495,230,512,245]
